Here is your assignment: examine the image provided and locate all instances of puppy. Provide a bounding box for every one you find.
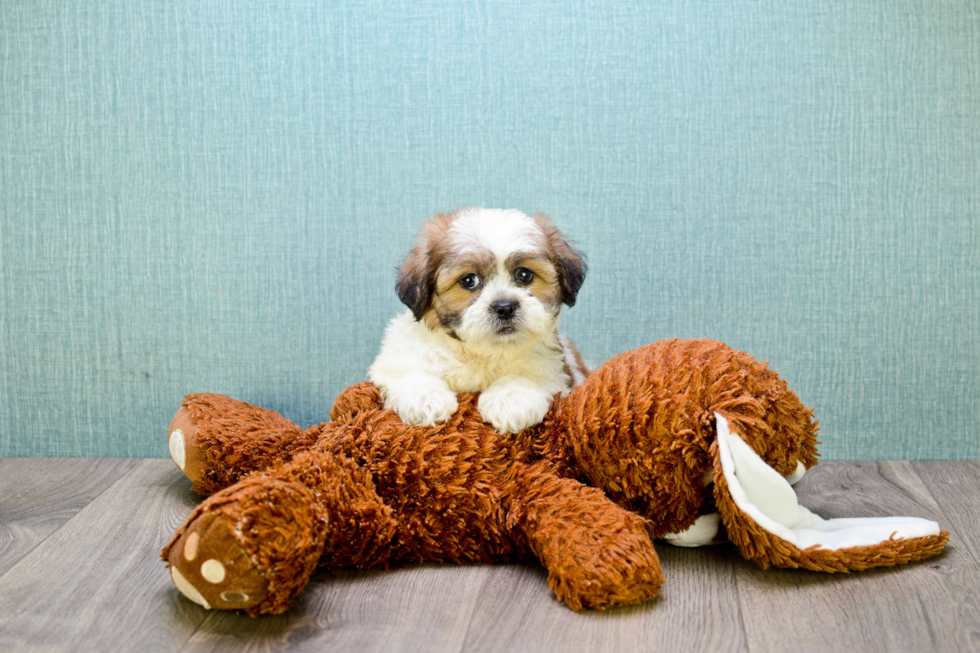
[369,208,588,433]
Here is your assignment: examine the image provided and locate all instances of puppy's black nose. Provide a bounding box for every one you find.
[491,300,518,320]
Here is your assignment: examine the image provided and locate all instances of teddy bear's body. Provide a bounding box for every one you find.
[163,339,947,616]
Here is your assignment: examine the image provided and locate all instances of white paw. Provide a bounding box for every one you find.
[385,380,459,427]
[477,382,551,434]
[663,513,723,547]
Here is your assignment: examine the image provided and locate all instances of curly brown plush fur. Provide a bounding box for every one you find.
[162,339,947,616]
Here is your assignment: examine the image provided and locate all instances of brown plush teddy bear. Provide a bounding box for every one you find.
[162,339,948,615]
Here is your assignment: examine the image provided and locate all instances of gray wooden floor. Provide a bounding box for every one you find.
[0,458,977,653]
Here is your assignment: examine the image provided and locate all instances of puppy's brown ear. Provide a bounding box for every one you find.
[395,213,455,320]
[535,214,587,307]
[396,246,433,321]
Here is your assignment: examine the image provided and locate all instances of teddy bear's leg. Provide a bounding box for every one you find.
[509,462,664,611]
[660,469,728,547]
[167,393,321,494]
[163,446,399,615]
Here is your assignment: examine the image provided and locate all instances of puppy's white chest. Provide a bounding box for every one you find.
[440,356,524,393]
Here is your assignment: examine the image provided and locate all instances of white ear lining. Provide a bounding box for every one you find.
[715,413,941,551]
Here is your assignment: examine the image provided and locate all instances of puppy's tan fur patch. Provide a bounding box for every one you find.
[396,213,455,320]
[424,250,496,335]
[532,213,587,307]
[505,253,562,315]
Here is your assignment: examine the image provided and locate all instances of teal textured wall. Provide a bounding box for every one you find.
[1,1,978,459]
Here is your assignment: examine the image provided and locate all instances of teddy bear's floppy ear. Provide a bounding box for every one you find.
[711,413,949,571]
[533,213,587,307]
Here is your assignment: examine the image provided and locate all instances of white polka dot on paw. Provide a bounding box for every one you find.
[201,559,226,584]
[183,532,199,561]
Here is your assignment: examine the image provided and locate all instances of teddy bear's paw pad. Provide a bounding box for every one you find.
[663,513,725,547]
[166,510,269,611]
[168,406,207,484]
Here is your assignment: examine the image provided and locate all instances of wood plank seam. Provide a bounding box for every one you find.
[0,457,141,583]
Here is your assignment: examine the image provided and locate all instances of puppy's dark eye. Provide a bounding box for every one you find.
[514,267,534,285]
[459,273,481,291]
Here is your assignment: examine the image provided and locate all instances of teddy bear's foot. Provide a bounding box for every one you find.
[663,513,726,547]
[163,476,329,615]
[168,406,208,488]
[782,460,806,485]
[166,507,270,611]
[167,394,318,494]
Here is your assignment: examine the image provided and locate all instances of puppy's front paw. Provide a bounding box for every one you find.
[477,382,552,434]
[385,380,459,427]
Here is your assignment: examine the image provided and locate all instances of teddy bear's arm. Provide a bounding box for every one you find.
[507,461,664,611]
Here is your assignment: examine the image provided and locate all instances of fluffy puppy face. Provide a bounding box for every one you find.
[396,209,586,354]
